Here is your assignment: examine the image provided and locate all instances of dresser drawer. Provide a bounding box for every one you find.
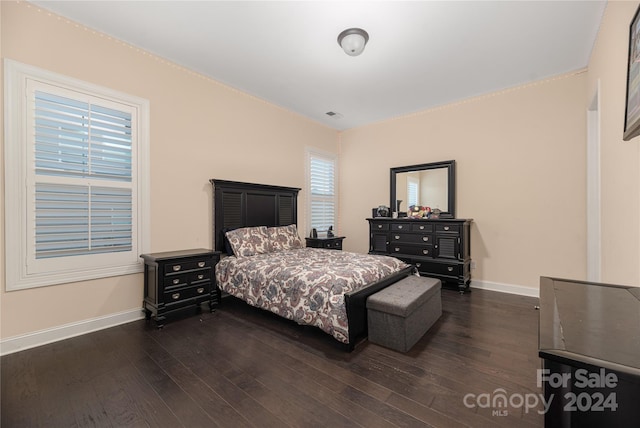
[435,224,460,234]
[415,260,463,277]
[390,233,432,244]
[390,222,411,232]
[390,244,434,257]
[371,222,389,231]
[164,258,212,274]
[411,223,433,232]
[164,283,211,307]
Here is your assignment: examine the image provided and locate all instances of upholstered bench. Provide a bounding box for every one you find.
[366,276,442,352]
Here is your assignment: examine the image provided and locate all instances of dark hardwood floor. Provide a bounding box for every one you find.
[1,288,544,427]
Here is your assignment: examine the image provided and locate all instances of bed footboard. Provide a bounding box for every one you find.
[344,265,415,351]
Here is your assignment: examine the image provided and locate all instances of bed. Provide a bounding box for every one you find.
[210,179,413,350]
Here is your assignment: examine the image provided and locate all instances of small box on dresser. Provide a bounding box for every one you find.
[368,218,472,293]
[141,248,221,328]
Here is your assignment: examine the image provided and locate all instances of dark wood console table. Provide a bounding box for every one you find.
[538,277,640,427]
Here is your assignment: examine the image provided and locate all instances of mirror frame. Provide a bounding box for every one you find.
[390,160,456,219]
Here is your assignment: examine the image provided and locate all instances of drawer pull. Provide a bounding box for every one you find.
[172,278,180,285]
[416,263,421,268]
[172,265,181,272]
[394,235,400,240]
[394,247,400,252]
[335,242,340,246]
[398,225,403,229]
[171,292,180,300]
[447,266,454,272]
[198,261,206,267]
[422,249,429,255]
[378,224,383,229]
[444,226,450,231]
[197,274,204,280]
[197,287,205,294]
[419,225,425,230]
[422,236,429,242]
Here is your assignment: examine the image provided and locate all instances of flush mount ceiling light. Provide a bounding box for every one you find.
[337,28,369,56]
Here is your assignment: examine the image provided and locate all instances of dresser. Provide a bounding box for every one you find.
[141,249,221,327]
[305,236,345,250]
[368,218,472,292]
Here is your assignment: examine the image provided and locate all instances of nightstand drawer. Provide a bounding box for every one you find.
[164,258,212,274]
[163,268,212,287]
[189,269,212,283]
[164,273,189,288]
[326,240,342,249]
[164,283,210,307]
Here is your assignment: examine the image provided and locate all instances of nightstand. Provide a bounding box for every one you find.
[305,236,345,250]
[141,248,220,328]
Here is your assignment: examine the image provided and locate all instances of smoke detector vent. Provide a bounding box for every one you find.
[325,111,343,119]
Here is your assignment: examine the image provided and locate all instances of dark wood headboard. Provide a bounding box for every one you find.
[210,179,301,253]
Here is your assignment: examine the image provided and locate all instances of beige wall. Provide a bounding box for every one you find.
[0,2,336,340]
[4,0,639,344]
[587,1,640,286]
[339,72,588,292]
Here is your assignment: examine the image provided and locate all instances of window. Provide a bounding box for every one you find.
[307,149,337,234]
[4,60,150,291]
[407,176,419,207]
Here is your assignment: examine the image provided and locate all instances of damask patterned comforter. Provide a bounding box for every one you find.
[215,248,408,344]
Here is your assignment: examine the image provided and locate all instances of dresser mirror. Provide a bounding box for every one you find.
[390,160,456,218]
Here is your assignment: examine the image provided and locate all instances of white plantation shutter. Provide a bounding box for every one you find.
[33,90,133,259]
[35,184,132,259]
[4,60,150,290]
[407,177,419,207]
[308,152,336,233]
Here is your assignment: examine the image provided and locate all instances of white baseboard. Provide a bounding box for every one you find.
[0,281,537,355]
[0,308,145,356]
[469,279,539,298]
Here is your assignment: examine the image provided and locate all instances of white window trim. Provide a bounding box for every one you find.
[4,59,150,291]
[305,147,338,236]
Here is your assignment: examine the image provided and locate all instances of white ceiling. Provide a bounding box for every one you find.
[30,1,607,131]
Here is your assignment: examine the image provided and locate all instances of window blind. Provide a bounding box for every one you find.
[33,90,133,259]
[408,179,419,207]
[309,155,336,233]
